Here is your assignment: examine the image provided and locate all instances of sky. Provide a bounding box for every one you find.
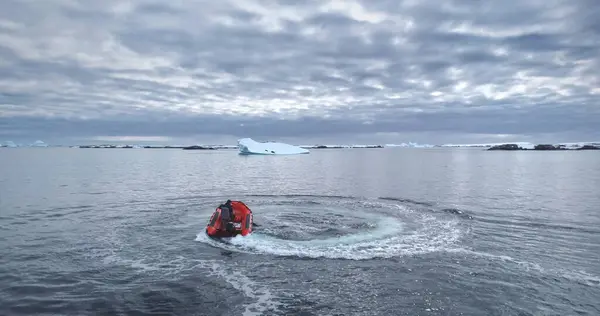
[0,0,599,146]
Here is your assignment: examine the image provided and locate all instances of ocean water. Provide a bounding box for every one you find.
[1,147,599,316]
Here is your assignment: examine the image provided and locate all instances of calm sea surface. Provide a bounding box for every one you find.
[1,147,599,316]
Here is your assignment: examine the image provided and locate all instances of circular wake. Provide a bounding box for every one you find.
[195,196,466,260]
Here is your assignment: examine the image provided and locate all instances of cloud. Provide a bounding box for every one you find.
[0,0,599,145]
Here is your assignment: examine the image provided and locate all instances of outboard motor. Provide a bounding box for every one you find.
[225,222,236,233]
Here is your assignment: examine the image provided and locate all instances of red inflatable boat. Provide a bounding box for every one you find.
[205,200,253,238]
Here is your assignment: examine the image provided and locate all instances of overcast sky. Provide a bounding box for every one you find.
[1,0,599,145]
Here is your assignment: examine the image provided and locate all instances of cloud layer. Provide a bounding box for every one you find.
[1,0,599,144]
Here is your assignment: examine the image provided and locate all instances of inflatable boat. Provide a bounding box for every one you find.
[205,200,254,238]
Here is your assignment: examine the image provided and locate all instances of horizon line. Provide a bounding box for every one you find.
[3,139,600,148]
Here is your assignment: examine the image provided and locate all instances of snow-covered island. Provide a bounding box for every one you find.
[439,141,600,150]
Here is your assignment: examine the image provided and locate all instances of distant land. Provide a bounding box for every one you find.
[2,140,600,151]
[487,143,600,151]
[0,141,386,149]
[69,144,386,149]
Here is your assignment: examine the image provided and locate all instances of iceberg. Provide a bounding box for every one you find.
[3,141,17,147]
[30,140,48,147]
[385,142,434,148]
[237,138,310,155]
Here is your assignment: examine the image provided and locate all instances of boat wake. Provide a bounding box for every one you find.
[195,195,468,260]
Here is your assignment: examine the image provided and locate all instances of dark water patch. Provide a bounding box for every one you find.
[263,200,323,206]
[448,248,600,290]
[13,252,49,261]
[1,283,83,302]
[164,194,218,201]
[164,193,356,203]
[6,298,73,315]
[7,220,29,225]
[276,296,329,316]
[378,196,435,207]
[475,217,600,234]
[86,191,112,195]
[17,205,97,220]
[377,196,474,219]
[38,204,94,212]
[440,208,474,219]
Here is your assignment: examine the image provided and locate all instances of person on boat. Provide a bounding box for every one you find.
[219,200,236,232]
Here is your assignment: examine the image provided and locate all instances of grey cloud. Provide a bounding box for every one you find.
[0,0,599,145]
[2,103,597,141]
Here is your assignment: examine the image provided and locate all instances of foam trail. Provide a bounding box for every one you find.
[102,248,284,316]
[197,215,462,260]
[200,260,283,316]
[196,197,467,260]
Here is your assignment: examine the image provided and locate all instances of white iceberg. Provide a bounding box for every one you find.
[30,140,48,147]
[385,142,434,148]
[3,141,17,147]
[237,138,310,155]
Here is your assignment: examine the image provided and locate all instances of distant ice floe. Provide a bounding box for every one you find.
[1,140,48,147]
[384,142,434,148]
[2,141,18,147]
[440,142,534,148]
[237,138,310,155]
[30,140,48,147]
